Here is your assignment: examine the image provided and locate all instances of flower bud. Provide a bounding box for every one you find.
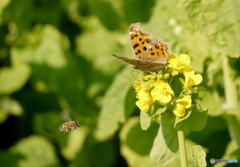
[167,68,172,73]
[158,69,163,74]
[157,74,164,79]
[164,73,170,79]
[150,75,157,80]
[171,70,179,76]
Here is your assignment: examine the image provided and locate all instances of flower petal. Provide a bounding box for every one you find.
[173,103,185,117]
[193,74,203,85]
[161,93,172,103]
[179,54,190,65]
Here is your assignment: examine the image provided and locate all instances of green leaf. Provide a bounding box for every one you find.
[61,127,88,160]
[156,139,199,167]
[0,65,31,94]
[175,105,208,132]
[60,0,85,24]
[0,150,23,167]
[73,140,117,167]
[123,0,156,24]
[11,25,70,69]
[88,0,122,30]
[119,117,158,167]
[0,110,8,123]
[33,111,66,135]
[199,90,224,116]
[3,0,61,33]
[206,54,222,86]
[11,25,88,109]
[2,0,33,33]
[150,111,179,166]
[0,0,11,24]
[140,111,152,130]
[191,145,207,167]
[181,0,240,58]
[0,97,23,123]
[10,135,59,167]
[140,103,165,130]
[89,141,117,167]
[124,85,137,118]
[75,16,126,76]
[95,71,136,141]
[0,97,23,116]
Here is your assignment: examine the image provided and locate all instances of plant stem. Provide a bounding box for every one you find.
[178,130,188,167]
[222,54,240,148]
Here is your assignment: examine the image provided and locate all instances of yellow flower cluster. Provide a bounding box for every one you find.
[133,81,153,112]
[133,54,203,117]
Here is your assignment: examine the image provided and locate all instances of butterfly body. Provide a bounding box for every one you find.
[113,23,171,72]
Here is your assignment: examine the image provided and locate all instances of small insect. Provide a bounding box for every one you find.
[59,110,80,133]
[59,121,80,133]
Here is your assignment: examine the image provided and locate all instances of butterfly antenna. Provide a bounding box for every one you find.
[115,66,133,76]
[130,69,140,80]
[138,72,147,82]
[130,69,147,82]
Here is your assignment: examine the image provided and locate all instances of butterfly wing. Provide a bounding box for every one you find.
[112,54,166,72]
[144,37,171,64]
[129,23,153,61]
[113,23,171,72]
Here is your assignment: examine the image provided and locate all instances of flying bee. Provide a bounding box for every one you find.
[59,121,80,133]
[59,110,80,133]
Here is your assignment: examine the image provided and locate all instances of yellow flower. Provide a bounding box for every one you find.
[133,81,142,91]
[151,80,174,104]
[168,53,192,72]
[136,88,153,112]
[133,81,154,112]
[173,95,192,117]
[180,70,203,92]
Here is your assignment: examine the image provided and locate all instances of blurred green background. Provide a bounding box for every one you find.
[0,0,239,166]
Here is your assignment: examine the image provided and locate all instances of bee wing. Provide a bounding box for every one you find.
[61,110,72,122]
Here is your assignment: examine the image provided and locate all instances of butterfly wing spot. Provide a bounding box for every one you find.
[130,34,134,40]
[145,37,171,62]
[133,43,139,49]
[129,23,154,60]
[146,38,151,43]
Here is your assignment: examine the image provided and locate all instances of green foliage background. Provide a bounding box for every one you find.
[0,0,239,166]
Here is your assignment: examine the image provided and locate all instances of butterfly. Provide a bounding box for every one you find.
[113,22,171,72]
